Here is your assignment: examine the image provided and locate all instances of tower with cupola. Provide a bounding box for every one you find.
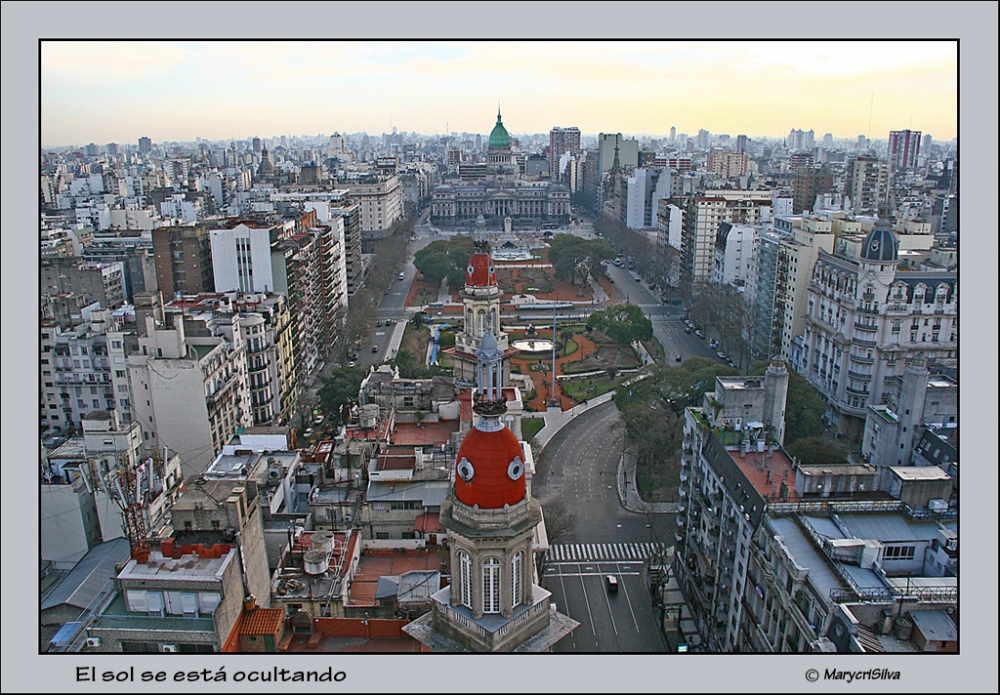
[403,327,578,652]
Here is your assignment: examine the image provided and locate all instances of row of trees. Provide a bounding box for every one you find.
[592,215,672,290]
[339,215,415,361]
[412,235,477,289]
[547,233,615,286]
[686,279,757,369]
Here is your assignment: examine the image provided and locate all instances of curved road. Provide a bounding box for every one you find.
[532,400,674,652]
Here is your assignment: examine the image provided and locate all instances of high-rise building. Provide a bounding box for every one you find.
[548,126,581,180]
[792,166,833,214]
[152,224,215,297]
[846,155,889,216]
[707,151,749,178]
[678,190,773,286]
[625,168,672,230]
[138,136,152,154]
[797,221,957,436]
[888,129,921,169]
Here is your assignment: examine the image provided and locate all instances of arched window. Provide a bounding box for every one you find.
[482,558,501,613]
[459,551,472,609]
[511,551,523,608]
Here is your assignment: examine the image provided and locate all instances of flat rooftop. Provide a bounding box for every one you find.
[729,447,801,503]
[349,548,449,608]
[391,420,459,447]
[118,546,233,582]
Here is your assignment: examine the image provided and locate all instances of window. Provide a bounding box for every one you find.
[883,545,915,562]
[375,532,389,540]
[483,558,501,614]
[511,551,523,608]
[459,551,472,609]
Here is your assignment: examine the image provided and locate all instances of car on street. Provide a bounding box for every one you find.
[347,361,356,368]
[717,350,727,359]
[303,428,314,439]
[376,320,382,327]
[605,575,618,593]
[695,330,705,338]
[684,325,692,334]
[676,354,683,362]
[372,345,379,353]
[398,272,405,280]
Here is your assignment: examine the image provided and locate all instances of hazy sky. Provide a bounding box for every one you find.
[41,40,957,148]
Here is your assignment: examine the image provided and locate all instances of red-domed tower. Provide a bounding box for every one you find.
[445,239,511,386]
[404,326,578,652]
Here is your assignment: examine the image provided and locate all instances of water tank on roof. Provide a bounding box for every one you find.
[893,616,913,641]
[312,532,334,554]
[303,550,329,575]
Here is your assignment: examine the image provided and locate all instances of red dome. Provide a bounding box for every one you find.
[454,425,525,508]
[466,251,497,288]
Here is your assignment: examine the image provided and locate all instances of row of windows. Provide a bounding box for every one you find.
[457,550,525,614]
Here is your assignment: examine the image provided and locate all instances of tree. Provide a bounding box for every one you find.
[548,234,615,286]
[587,303,653,345]
[413,235,476,289]
[317,366,366,427]
[785,437,847,466]
[749,361,826,446]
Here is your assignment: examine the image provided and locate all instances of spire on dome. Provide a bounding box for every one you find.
[473,320,506,422]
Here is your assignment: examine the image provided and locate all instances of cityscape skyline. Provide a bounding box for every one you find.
[42,40,957,148]
[12,1,997,689]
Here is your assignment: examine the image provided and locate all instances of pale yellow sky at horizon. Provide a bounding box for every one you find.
[42,40,958,147]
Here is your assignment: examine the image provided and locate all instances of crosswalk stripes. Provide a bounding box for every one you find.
[546,542,668,563]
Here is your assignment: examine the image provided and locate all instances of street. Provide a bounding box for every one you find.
[532,400,674,652]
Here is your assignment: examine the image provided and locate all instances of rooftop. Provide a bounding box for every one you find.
[392,420,459,447]
[118,544,234,583]
[729,446,801,503]
[349,548,449,608]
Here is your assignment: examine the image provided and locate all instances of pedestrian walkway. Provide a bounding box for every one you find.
[546,542,669,563]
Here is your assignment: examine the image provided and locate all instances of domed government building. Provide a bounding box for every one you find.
[430,108,571,227]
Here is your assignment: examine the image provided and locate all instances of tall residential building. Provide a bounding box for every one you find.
[165,292,294,427]
[40,308,134,432]
[712,223,756,287]
[796,221,957,436]
[846,155,889,217]
[888,129,921,170]
[625,168,672,230]
[746,229,781,359]
[549,126,581,179]
[138,136,152,154]
[792,166,833,214]
[678,190,773,286]
[210,221,280,294]
[127,313,252,480]
[41,257,128,312]
[707,151,749,178]
[340,175,403,250]
[152,225,215,297]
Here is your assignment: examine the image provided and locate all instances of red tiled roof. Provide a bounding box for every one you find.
[238,608,284,635]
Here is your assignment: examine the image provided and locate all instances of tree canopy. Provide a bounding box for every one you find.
[547,234,615,286]
[587,303,653,345]
[749,361,827,446]
[413,235,477,288]
[317,366,367,426]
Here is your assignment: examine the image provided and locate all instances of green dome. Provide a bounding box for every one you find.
[488,110,510,150]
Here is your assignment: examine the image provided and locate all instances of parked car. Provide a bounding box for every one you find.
[717,350,727,359]
[695,330,705,338]
[676,354,683,362]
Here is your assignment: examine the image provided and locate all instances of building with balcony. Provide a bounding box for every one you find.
[127,313,252,480]
[797,221,956,437]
